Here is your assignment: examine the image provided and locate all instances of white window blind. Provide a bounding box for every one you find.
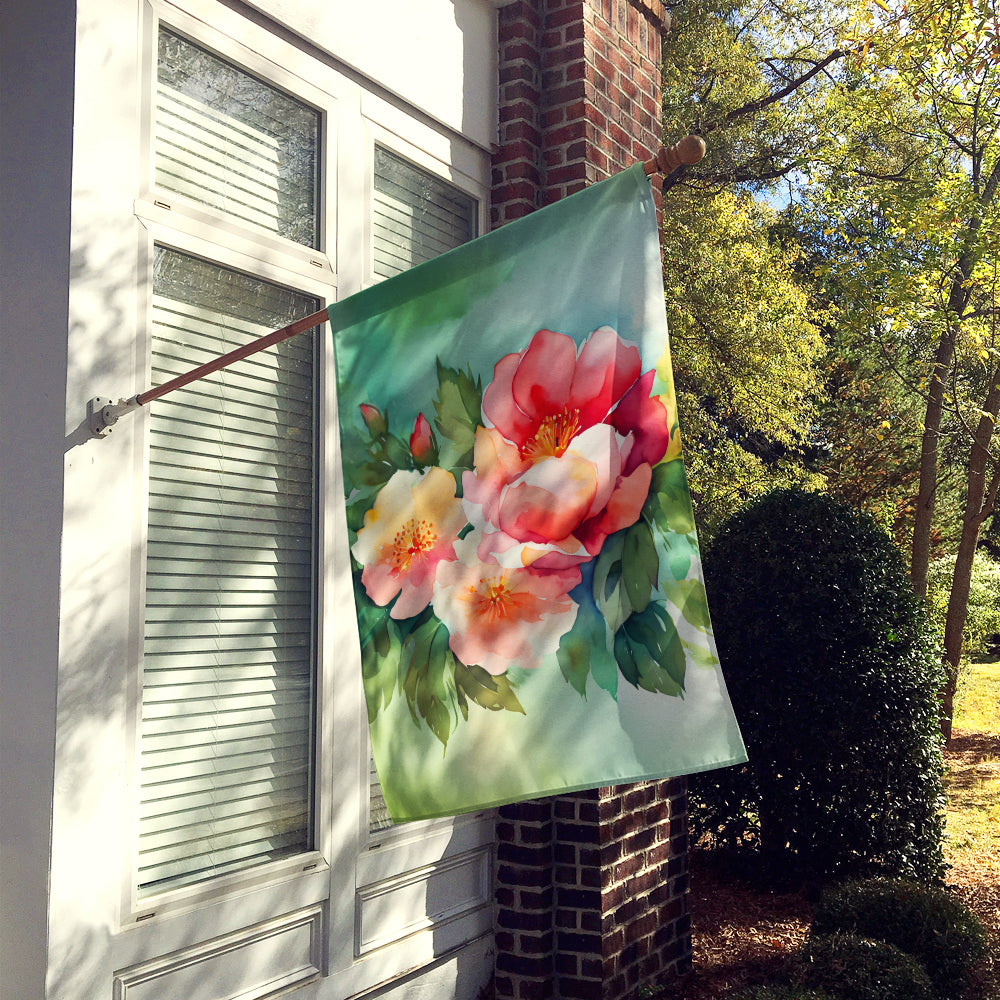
[156,27,320,248]
[368,149,477,833]
[138,248,319,895]
[372,146,476,280]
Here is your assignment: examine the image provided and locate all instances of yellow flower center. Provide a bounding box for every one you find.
[521,408,581,462]
[470,574,516,622]
[391,518,437,573]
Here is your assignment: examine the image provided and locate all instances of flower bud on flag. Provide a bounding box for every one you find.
[359,402,387,436]
[409,413,438,464]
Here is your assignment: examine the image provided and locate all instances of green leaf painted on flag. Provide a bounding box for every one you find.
[400,617,459,748]
[644,459,696,536]
[593,529,630,633]
[681,637,720,670]
[361,624,399,724]
[622,519,658,615]
[594,521,660,633]
[433,361,483,473]
[614,602,685,697]
[557,581,618,699]
[453,660,525,718]
[356,594,412,723]
[661,577,713,633]
[666,532,698,581]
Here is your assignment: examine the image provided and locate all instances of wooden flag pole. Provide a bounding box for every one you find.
[87,306,330,437]
[88,137,705,437]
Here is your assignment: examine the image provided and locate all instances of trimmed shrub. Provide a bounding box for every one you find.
[691,489,946,882]
[792,933,934,1000]
[811,878,988,998]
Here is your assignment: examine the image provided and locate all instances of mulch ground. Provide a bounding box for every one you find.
[657,734,1000,1000]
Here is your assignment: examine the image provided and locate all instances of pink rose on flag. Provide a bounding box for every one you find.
[432,534,581,674]
[463,326,670,569]
[352,467,466,619]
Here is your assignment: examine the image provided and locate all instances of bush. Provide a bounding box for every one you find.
[691,489,946,881]
[792,933,934,1000]
[811,878,988,998]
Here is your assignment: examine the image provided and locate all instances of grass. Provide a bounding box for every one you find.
[945,660,1000,868]
[956,659,1000,733]
[943,659,1000,1000]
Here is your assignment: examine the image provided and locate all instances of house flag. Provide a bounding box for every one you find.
[330,164,747,821]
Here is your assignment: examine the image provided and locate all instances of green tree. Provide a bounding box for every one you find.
[803,0,1000,736]
[659,1,849,534]
[694,490,946,883]
[662,188,825,535]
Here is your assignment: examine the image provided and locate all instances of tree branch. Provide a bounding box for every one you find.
[703,49,847,133]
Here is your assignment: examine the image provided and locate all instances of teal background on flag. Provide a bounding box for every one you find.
[331,165,747,821]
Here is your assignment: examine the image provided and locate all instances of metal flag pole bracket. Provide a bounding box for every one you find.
[86,306,330,438]
[88,395,141,438]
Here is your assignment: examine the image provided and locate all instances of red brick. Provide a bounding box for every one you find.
[498,0,541,27]
[498,862,552,888]
[500,99,540,124]
[492,142,538,166]
[559,979,603,1000]
[502,120,542,144]
[504,80,542,104]
[497,952,551,978]
[545,120,589,146]
[520,886,554,910]
[503,40,538,64]
[557,930,603,954]
[542,39,586,67]
[548,3,589,28]
[556,952,579,976]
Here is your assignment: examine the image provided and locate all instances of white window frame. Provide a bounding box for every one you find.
[111,0,496,991]
[122,0,340,935]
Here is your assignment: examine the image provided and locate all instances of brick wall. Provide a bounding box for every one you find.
[492,0,668,227]
[490,8,689,996]
[494,782,690,1000]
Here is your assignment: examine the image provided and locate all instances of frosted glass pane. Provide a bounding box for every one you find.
[156,28,320,248]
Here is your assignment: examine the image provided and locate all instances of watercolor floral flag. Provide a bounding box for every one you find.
[330,165,747,822]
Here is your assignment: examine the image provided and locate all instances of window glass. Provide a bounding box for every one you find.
[156,28,320,248]
[372,146,476,279]
[138,246,318,895]
[368,148,478,833]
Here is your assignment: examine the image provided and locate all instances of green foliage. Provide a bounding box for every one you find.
[691,489,947,881]
[927,550,1000,659]
[663,188,827,537]
[791,934,934,1000]
[811,878,988,999]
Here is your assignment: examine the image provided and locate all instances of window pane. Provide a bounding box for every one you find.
[368,149,478,833]
[156,28,320,248]
[138,247,318,895]
[372,146,477,279]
